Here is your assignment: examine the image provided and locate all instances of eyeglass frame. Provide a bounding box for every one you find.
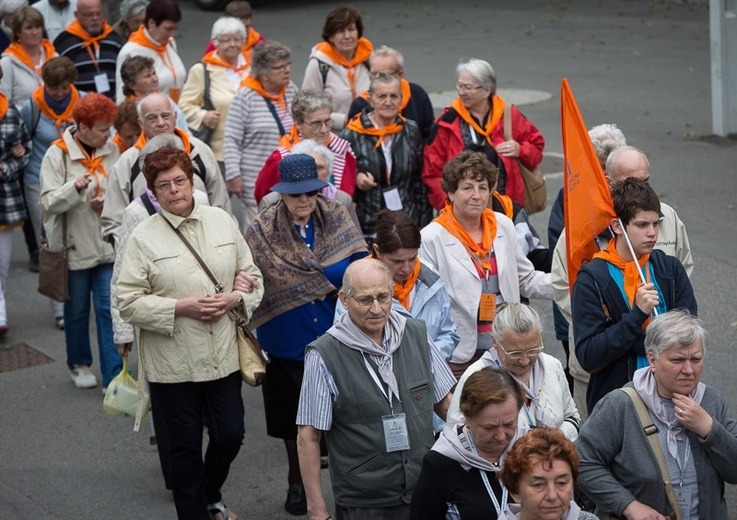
[347,292,393,307]
[369,68,402,79]
[286,189,320,198]
[269,62,292,71]
[495,339,544,360]
[455,83,486,94]
[154,176,189,193]
[302,118,334,131]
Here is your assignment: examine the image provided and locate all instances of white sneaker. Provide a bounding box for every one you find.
[71,365,98,389]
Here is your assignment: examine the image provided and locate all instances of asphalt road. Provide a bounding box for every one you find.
[1,1,735,518]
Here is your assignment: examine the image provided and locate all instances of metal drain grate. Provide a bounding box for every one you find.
[0,343,55,373]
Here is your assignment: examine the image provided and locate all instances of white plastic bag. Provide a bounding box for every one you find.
[103,357,149,418]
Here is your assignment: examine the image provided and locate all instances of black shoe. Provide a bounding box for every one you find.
[284,485,307,516]
[29,253,39,273]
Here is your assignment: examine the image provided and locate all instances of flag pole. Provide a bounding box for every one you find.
[618,218,659,316]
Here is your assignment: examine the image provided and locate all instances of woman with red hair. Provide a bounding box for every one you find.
[39,92,122,391]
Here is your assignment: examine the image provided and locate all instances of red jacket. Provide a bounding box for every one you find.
[422,105,544,209]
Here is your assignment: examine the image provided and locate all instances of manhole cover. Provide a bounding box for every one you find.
[0,343,55,373]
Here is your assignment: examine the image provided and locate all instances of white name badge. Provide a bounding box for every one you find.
[676,489,691,518]
[382,413,410,452]
[382,187,403,211]
[94,73,111,93]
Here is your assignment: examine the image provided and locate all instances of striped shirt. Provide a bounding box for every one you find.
[53,30,123,99]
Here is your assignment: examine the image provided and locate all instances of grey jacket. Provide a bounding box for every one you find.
[576,384,737,519]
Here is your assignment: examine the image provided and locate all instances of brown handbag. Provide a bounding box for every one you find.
[503,104,547,214]
[162,216,269,386]
[37,213,70,302]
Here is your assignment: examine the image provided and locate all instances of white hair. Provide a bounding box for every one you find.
[588,123,627,167]
[0,0,28,15]
[456,58,496,94]
[119,0,148,19]
[291,139,335,178]
[211,16,246,41]
[491,303,542,344]
[371,45,404,70]
[136,93,175,120]
[645,310,707,358]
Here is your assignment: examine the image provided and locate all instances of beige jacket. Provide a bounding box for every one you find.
[116,202,263,384]
[39,127,119,270]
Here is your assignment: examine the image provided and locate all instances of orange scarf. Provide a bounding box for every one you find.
[32,85,79,137]
[492,191,514,219]
[393,257,421,310]
[278,125,300,150]
[239,74,287,109]
[111,133,127,153]
[433,202,498,272]
[202,49,249,73]
[358,78,412,115]
[244,27,261,53]
[134,127,191,153]
[64,19,113,54]
[54,134,107,198]
[3,39,55,76]
[450,94,505,145]
[0,93,8,120]
[315,37,372,99]
[127,27,179,84]
[345,113,405,150]
[594,238,652,326]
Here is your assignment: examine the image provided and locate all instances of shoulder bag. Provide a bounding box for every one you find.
[38,162,70,302]
[161,215,268,387]
[191,62,214,144]
[503,104,547,215]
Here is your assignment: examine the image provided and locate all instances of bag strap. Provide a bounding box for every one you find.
[619,387,683,520]
[263,98,287,137]
[503,103,512,141]
[140,191,157,216]
[200,62,214,111]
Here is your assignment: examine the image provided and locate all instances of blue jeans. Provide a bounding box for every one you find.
[64,263,122,387]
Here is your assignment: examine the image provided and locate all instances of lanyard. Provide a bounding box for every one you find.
[675,437,691,489]
[84,45,101,72]
[522,401,537,428]
[362,353,396,415]
[465,428,508,515]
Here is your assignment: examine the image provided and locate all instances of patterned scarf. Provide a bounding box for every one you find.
[315,37,372,99]
[32,85,79,137]
[433,202,498,272]
[345,112,405,150]
[245,196,367,328]
[240,74,287,108]
[450,94,505,146]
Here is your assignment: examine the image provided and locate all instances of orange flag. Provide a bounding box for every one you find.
[561,78,616,293]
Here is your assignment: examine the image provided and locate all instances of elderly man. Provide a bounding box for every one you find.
[297,258,455,520]
[576,310,737,519]
[30,0,77,41]
[347,45,434,142]
[551,143,694,421]
[101,92,231,244]
[53,0,123,98]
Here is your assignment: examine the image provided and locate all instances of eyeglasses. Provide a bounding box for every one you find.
[369,69,401,79]
[496,341,544,360]
[455,83,485,93]
[143,112,173,123]
[269,62,292,71]
[216,36,245,45]
[155,176,188,192]
[286,190,319,198]
[349,293,393,307]
[78,11,103,19]
[303,118,334,131]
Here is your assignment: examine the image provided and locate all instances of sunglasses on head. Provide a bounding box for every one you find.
[287,190,320,198]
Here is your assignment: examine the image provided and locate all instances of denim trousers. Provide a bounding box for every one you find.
[149,371,245,520]
[64,263,122,386]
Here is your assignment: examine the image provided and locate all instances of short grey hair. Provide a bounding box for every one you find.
[119,0,148,19]
[291,139,334,177]
[341,259,392,297]
[211,16,246,41]
[371,45,404,71]
[368,73,400,96]
[588,123,627,169]
[491,303,543,345]
[137,134,184,170]
[0,0,28,15]
[291,88,333,124]
[606,145,650,179]
[136,93,174,120]
[250,40,291,79]
[456,58,496,95]
[645,310,707,359]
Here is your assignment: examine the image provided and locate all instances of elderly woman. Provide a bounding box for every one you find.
[116,145,263,520]
[223,39,298,226]
[498,428,597,520]
[411,366,526,519]
[576,310,737,519]
[112,0,148,42]
[111,98,141,152]
[115,0,185,103]
[179,17,250,166]
[302,5,372,130]
[423,58,545,210]
[254,88,356,202]
[448,303,580,440]
[0,6,56,108]
[341,73,430,239]
[420,150,552,378]
[202,1,264,58]
[245,153,366,515]
[39,93,121,390]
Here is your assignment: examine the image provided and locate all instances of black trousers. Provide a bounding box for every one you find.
[149,371,244,520]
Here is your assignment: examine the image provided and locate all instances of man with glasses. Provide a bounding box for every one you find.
[297,258,455,520]
[101,92,231,245]
[53,0,123,99]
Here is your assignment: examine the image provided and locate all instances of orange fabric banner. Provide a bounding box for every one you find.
[561,78,616,293]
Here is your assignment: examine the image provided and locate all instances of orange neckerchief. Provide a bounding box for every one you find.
[358,78,412,115]
[54,134,107,198]
[134,127,191,153]
[128,26,178,84]
[202,49,249,73]
[244,27,261,53]
[0,93,8,120]
[32,85,79,137]
[279,125,300,150]
[593,238,652,327]
[393,257,421,310]
[239,74,287,108]
[64,20,113,54]
[3,40,55,76]
[492,191,514,219]
[345,113,405,150]
[111,133,127,153]
[315,37,372,99]
[434,202,498,273]
[450,94,505,145]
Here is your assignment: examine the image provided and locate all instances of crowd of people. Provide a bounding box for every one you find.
[0,1,735,520]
